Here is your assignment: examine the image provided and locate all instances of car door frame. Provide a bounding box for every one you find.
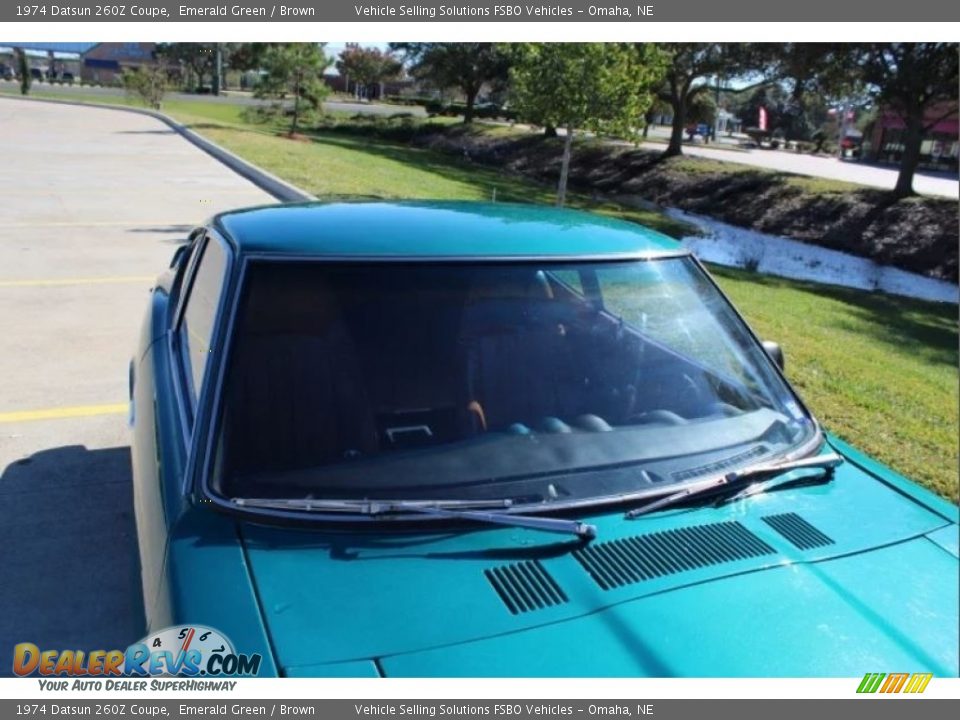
[167,226,237,500]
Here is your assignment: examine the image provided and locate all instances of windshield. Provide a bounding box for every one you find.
[212,257,817,507]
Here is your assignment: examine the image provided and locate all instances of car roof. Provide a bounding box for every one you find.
[211,201,684,259]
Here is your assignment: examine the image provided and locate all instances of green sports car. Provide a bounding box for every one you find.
[129,201,959,677]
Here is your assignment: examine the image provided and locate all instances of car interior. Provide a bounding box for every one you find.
[219,262,761,485]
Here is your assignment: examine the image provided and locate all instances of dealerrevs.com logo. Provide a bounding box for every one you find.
[13,625,262,677]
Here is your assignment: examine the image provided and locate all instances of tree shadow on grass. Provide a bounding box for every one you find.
[710,265,959,369]
[0,445,144,675]
[182,121,274,136]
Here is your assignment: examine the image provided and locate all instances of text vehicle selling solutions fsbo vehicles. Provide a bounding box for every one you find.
[129,201,959,677]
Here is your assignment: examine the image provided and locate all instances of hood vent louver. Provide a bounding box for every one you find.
[484,560,568,614]
[573,521,776,591]
[762,512,835,550]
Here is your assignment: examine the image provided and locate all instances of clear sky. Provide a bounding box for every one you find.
[326,42,389,56]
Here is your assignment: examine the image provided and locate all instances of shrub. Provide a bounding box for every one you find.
[121,67,168,110]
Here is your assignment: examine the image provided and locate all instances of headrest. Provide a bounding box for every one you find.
[241,270,344,336]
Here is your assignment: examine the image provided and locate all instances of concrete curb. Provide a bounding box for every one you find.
[0,94,317,203]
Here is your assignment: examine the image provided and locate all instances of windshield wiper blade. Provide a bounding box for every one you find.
[232,497,597,540]
[624,452,843,519]
[232,497,513,512]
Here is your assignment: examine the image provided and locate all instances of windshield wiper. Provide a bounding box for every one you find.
[232,497,597,539]
[624,452,843,519]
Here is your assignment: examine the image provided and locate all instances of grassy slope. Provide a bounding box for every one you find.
[713,267,958,502]
[186,122,694,236]
[4,88,956,501]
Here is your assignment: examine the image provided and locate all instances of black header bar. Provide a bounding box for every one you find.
[3,0,959,23]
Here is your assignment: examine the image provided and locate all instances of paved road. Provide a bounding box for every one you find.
[643,139,959,199]
[0,97,272,670]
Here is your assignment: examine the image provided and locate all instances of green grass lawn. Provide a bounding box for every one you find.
[712,266,958,502]
[4,89,957,501]
[0,83,251,125]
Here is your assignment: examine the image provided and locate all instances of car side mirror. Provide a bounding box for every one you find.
[762,340,785,371]
[170,243,190,269]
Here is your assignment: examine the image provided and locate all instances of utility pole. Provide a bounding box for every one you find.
[213,43,222,96]
[713,74,722,142]
[837,101,848,159]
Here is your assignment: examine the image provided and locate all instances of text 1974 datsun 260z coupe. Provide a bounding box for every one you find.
[130,201,959,677]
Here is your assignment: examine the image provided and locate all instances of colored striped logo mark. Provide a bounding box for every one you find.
[857,672,933,694]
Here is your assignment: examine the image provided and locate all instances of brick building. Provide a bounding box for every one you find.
[80,43,160,85]
[867,103,959,172]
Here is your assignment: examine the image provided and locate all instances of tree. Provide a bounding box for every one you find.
[336,44,402,100]
[655,44,728,156]
[390,43,509,123]
[15,48,30,96]
[155,43,218,92]
[738,85,786,144]
[509,43,666,207]
[755,43,865,143]
[642,97,671,138]
[122,67,167,110]
[771,44,854,109]
[255,43,332,135]
[229,43,275,72]
[655,43,771,156]
[857,43,959,198]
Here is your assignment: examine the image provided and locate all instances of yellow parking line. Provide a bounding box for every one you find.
[0,276,154,288]
[0,403,128,423]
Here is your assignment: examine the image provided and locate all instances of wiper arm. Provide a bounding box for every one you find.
[714,466,836,507]
[624,452,843,519]
[390,503,597,539]
[232,497,597,540]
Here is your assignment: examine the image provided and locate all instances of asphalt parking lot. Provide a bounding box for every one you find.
[0,97,272,671]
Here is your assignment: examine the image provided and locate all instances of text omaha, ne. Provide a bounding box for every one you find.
[354,4,655,18]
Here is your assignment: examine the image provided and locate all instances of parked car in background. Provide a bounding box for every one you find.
[0,64,14,81]
[130,201,959,677]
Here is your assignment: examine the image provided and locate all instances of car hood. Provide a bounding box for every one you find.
[239,453,959,677]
